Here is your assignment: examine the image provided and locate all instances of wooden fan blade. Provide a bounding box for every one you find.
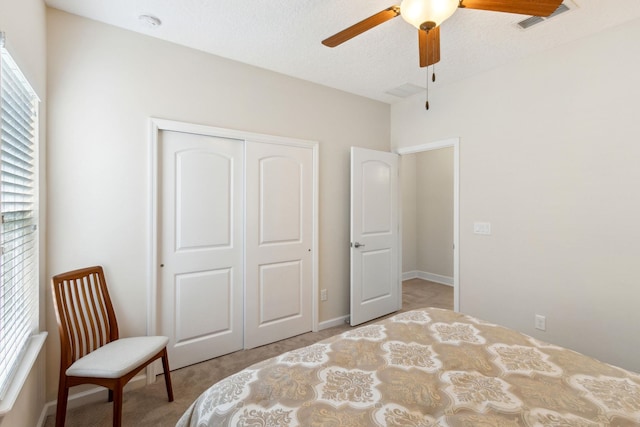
[322,6,400,47]
[419,27,440,67]
[459,0,563,17]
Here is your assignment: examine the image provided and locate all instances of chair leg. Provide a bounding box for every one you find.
[108,388,114,402]
[112,387,123,427]
[161,349,174,402]
[55,377,69,427]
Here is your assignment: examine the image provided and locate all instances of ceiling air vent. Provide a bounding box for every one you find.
[548,3,571,18]
[516,3,572,30]
[385,83,424,98]
[517,15,545,30]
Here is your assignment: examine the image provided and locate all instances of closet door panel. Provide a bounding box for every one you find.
[244,141,314,349]
[158,130,244,369]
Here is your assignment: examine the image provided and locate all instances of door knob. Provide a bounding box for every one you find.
[353,242,365,248]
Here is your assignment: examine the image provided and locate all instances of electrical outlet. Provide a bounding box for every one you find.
[535,314,546,331]
[320,289,327,301]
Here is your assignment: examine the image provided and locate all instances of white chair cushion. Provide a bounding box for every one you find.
[66,336,169,378]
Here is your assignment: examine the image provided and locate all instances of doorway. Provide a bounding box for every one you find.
[397,138,459,311]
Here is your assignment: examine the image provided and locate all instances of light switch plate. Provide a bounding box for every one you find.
[473,222,491,235]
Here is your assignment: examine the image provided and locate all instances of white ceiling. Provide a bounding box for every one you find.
[44,0,640,104]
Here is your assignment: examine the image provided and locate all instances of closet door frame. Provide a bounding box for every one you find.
[147,118,319,379]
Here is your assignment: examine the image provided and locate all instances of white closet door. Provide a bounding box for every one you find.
[244,141,314,349]
[158,130,244,369]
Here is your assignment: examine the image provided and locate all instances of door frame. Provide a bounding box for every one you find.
[396,137,460,312]
[147,118,319,378]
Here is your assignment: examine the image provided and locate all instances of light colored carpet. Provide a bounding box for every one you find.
[44,279,452,427]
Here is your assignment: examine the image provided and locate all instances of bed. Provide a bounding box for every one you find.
[176,307,640,426]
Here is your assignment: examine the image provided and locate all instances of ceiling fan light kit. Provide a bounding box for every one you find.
[400,0,459,30]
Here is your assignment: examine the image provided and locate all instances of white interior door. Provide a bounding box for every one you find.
[244,141,314,348]
[350,147,400,326]
[159,130,244,369]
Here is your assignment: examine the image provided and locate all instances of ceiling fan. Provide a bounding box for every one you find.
[322,0,564,68]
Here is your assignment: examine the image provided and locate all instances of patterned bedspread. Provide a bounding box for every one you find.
[176,308,640,426]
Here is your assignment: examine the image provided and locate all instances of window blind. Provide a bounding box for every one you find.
[0,38,39,399]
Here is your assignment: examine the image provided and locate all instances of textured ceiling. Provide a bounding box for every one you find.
[44,0,640,104]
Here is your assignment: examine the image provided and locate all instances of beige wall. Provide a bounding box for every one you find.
[415,148,454,277]
[392,18,640,373]
[45,9,390,403]
[400,154,417,273]
[0,0,47,426]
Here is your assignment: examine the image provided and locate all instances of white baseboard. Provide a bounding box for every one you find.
[40,373,148,422]
[37,407,49,427]
[403,270,454,287]
[402,270,419,281]
[318,315,350,330]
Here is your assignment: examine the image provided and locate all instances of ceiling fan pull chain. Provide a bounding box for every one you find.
[425,65,430,110]
[425,29,430,111]
[432,64,436,82]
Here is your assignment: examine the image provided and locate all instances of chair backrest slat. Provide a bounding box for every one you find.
[73,278,90,358]
[66,279,84,361]
[52,266,120,367]
[85,273,101,349]
[90,272,110,348]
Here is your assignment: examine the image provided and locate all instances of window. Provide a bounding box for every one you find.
[0,34,40,400]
